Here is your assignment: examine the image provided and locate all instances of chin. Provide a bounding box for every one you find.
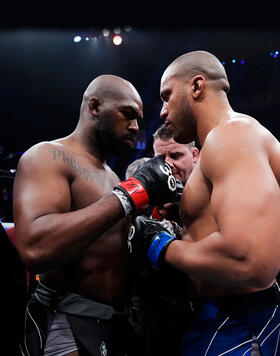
[174,128,195,144]
[173,134,189,144]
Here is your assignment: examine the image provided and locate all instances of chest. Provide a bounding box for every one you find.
[180,160,212,229]
[63,153,119,209]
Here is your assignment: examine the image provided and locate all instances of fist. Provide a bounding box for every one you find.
[128,215,177,269]
[114,155,178,214]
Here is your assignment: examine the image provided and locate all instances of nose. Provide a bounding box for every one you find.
[165,157,174,169]
[128,119,139,134]
[160,102,168,120]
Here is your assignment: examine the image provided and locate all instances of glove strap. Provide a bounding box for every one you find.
[112,189,133,216]
[147,232,176,269]
[115,177,150,211]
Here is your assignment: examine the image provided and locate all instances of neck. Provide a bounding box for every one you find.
[70,123,107,163]
[195,91,233,146]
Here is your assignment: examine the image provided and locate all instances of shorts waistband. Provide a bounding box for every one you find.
[34,281,128,320]
[191,282,280,318]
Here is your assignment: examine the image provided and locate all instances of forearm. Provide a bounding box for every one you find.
[17,193,125,272]
[164,232,269,288]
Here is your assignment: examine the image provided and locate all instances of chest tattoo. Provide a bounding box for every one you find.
[49,147,98,183]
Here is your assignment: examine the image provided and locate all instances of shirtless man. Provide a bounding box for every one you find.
[13,74,178,355]
[129,51,280,355]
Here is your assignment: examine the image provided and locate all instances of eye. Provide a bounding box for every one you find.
[121,107,140,121]
[125,111,134,120]
[170,152,183,160]
[161,89,171,102]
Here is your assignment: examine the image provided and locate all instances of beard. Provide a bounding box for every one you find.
[95,120,134,157]
[173,100,196,144]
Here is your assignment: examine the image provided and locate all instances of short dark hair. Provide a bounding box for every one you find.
[153,124,173,141]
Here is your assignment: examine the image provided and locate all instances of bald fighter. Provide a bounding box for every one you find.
[129,51,280,355]
[13,74,178,355]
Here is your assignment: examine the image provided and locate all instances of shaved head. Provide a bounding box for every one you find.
[83,74,141,103]
[79,74,142,122]
[161,50,230,93]
[77,74,143,157]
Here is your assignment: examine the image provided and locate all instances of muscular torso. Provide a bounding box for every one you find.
[180,115,280,298]
[37,139,130,307]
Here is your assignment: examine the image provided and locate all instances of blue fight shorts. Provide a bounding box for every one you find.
[182,282,280,355]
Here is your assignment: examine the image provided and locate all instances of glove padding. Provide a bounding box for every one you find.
[152,179,184,224]
[128,215,177,269]
[114,155,177,214]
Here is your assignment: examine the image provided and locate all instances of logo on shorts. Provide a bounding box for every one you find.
[100,341,107,356]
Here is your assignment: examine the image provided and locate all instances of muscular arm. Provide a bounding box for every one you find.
[165,120,280,288]
[13,143,125,273]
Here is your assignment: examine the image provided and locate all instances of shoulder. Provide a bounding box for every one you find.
[209,114,263,145]
[200,114,269,178]
[17,141,73,173]
[203,114,269,154]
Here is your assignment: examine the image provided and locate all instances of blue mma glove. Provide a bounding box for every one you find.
[128,215,177,269]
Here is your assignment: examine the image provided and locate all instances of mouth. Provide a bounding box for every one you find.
[164,121,173,131]
[123,135,136,146]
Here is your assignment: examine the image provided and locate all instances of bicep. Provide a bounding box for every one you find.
[206,138,280,263]
[212,159,278,238]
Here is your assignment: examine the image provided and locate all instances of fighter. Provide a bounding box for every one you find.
[128,51,280,355]
[13,74,178,355]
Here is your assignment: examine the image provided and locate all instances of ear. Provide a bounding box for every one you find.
[192,147,200,164]
[191,75,206,99]
[88,96,102,116]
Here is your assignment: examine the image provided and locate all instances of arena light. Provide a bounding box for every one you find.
[103,29,110,37]
[113,34,122,46]
[73,35,81,43]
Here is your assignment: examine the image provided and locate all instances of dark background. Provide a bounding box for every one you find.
[1,13,280,221]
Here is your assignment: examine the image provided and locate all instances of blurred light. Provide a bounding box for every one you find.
[73,36,81,43]
[136,141,146,150]
[222,61,226,66]
[103,29,110,37]
[124,26,132,32]
[113,27,121,34]
[113,35,122,45]
[241,60,245,64]
[85,37,89,41]
[270,51,279,58]
[232,59,236,63]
